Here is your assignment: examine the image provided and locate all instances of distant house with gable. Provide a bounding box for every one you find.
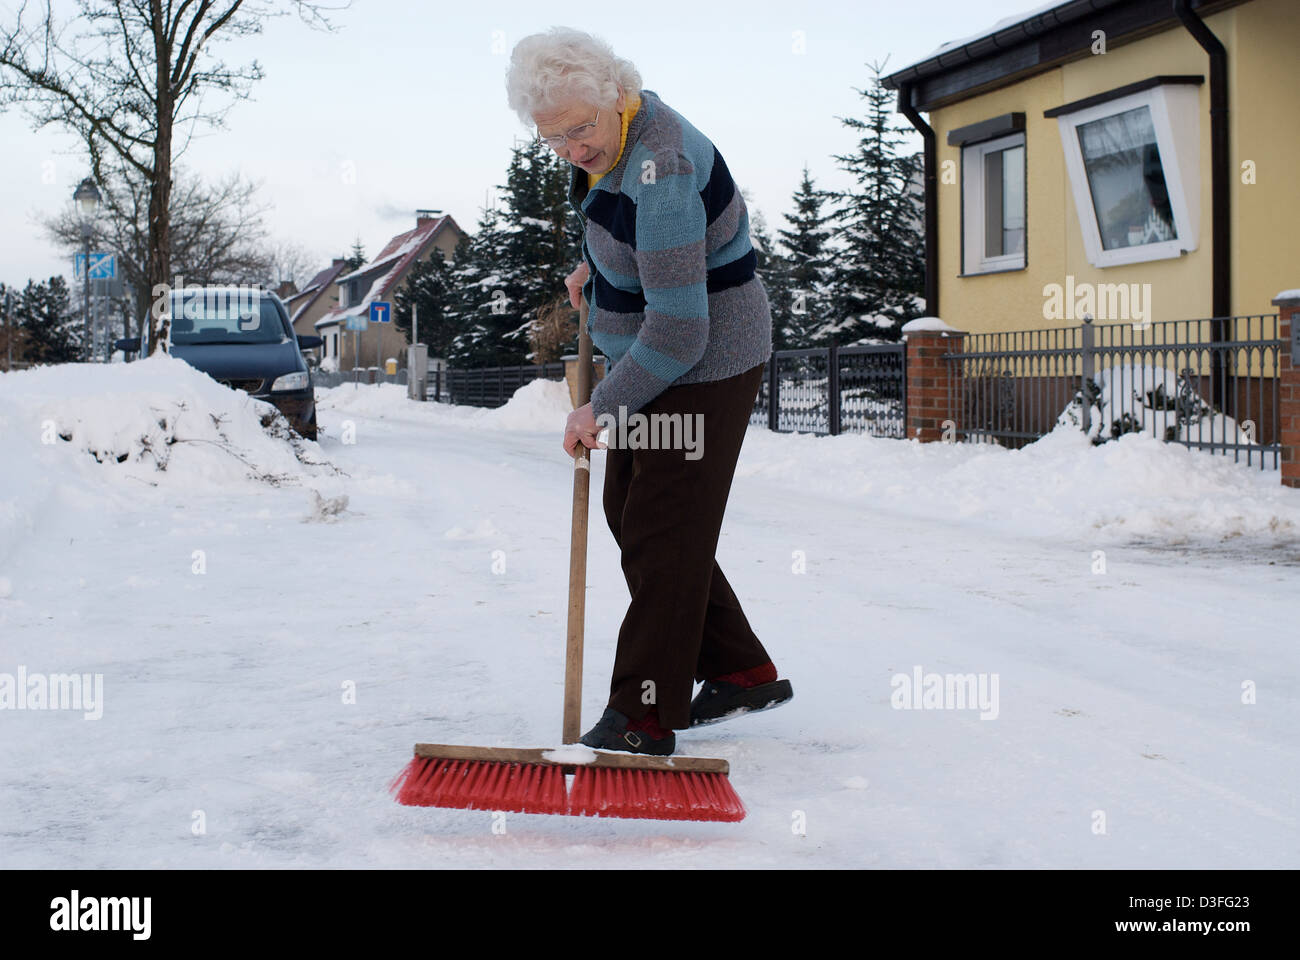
[286,259,348,360]
[313,210,465,371]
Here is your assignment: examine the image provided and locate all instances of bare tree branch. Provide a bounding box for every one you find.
[0,0,340,353]
[41,161,285,336]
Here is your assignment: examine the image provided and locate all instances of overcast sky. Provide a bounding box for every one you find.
[0,0,1039,288]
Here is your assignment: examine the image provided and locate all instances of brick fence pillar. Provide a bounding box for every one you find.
[902,317,965,443]
[1272,291,1300,488]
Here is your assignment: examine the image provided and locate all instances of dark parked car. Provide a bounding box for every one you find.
[117,287,322,440]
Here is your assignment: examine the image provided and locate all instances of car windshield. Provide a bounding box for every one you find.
[168,289,288,344]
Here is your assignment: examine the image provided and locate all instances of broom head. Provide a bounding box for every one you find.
[391,744,744,822]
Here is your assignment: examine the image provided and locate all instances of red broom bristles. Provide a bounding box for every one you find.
[390,758,568,816]
[569,767,746,822]
[390,758,746,822]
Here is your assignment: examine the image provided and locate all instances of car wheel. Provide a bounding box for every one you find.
[301,405,318,441]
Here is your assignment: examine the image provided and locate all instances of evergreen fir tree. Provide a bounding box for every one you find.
[343,237,367,273]
[502,137,584,361]
[445,138,582,368]
[0,281,17,364]
[444,206,522,368]
[0,283,14,361]
[438,232,475,359]
[18,276,82,363]
[826,61,926,343]
[748,205,794,352]
[776,165,838,348]
[393,248,455,360]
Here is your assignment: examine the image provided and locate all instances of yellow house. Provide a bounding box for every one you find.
[884,0,1300,475]
[882,0,1298,331]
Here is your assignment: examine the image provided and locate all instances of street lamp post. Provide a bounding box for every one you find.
[4,289,12,371]
[73,177,102,360]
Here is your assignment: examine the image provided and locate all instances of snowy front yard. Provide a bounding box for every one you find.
[1,355,1298,868]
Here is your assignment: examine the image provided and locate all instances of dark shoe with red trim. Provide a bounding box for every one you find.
[690,678,794,727]
[579,707,676,756]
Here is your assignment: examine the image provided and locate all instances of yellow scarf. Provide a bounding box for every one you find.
[587,92,641,188]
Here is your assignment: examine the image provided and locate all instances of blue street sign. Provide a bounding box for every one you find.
[74,252,116,280]
[370,301,391,324]
[344,315,368,331]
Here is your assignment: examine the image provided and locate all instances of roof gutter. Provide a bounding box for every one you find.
[898,83,939,318]
[1172,0,1229,320]
[1173,0,1229,413]
[881,0,1125,91]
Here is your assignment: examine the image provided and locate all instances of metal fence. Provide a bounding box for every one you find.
[307,317,1286,472]
[440,362,567,407]
[313,344,909,440]
[312,361,571,405]
[313,367,409,389]
[313,364,549,405]
[749,343,907,437]
[944,315,1283,469]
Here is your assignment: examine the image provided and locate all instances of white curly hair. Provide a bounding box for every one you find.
[505,27,642,128]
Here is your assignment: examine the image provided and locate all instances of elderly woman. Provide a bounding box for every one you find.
[506,27,793,755]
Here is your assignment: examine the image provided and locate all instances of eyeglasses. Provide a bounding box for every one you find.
[536,109,600,150]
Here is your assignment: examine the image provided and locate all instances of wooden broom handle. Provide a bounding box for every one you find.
[562,297,594,743]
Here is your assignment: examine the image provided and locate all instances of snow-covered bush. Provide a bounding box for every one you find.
[1056,363,1251,446]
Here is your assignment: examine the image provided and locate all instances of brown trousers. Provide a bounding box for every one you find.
[600,361,772,730]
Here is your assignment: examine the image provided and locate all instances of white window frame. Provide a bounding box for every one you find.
[962,132,1027,275]
[1054,84,1200,268]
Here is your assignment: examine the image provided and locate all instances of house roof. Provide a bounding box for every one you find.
[891,0,1074,79]
[881,0,1246,109]
[314,214,464,330]
[298,263,345,299]
[287,260,348,325]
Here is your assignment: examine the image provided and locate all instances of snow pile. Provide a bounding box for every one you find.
[314,381,417,420]
[482,377,573,431]
[541,745,599,764]
[317,376,573,433]
[303,489,350,523]
[736,423,1300,545]
[901,316,961,334]
[1057,363,1253,446]
[0,354,340,561]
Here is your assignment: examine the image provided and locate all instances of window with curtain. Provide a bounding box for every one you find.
[984,143,1026,257]
[1050,80,1200,268]
[962,132,1027,274]
[1076,106,1176,251]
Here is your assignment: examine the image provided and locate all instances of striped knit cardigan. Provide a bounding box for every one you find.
[568,89,772,422]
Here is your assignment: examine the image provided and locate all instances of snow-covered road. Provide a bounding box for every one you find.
[2,359,1297,868]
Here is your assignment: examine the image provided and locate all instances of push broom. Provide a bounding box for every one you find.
[390,297,745,822]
